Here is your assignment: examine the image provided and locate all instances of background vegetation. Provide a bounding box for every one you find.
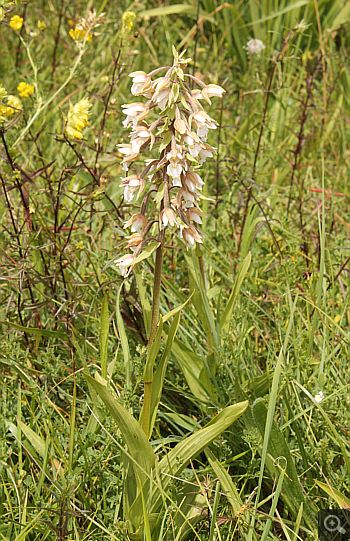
[1,0,350,539]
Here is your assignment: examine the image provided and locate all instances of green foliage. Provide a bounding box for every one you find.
[1,0,350,539]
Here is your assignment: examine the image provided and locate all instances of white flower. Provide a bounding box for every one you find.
[184,135,202,158]
[184,171,204,192]
[199,144,215,164]
[178,187,196,208]
[314,392,324,403]
[156,89,171,110]
[130,129,152,153]
[124,213,147,233]
[166,150,183,178]
[129,71,153,97]
[153,77,171,110]
[244,39,265,55]
[191,111,217,141]
[120,175,144,203]
[117,143,134,156]
[117,143,139,171]
[115,254,135,276]
[161,207,177,229]
[179,225,203,248]
[187,207,203,224]
[122,103,148,128]
[192,84,225,104]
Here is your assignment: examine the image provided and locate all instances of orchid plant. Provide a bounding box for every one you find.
[116,47,225,435]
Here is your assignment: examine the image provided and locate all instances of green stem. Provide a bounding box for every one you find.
[141,236,164,437]
[198,254,214,354]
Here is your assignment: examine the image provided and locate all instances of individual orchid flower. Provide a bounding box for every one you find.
[160,207,177,229]
[117,143,139,171]
[122,103,149,128]
[192,84,225,104]
[130,126,154,153]
[115,254,136,276]
[124,214,147,233]
[184,135,202,158]
[129,71,153,97]
[179,225,203,247]
[166,149,184,179]
[119,175,144,202]
[125,232,144,250]
[190,111,217,140]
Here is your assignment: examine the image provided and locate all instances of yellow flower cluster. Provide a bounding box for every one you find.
[69,27,92,42]
[37,20,46,31]
[17,82,34,98]
[121,11,136,37]
[0,95,22,117]
[9,15,23,30]
[65,97,92,140]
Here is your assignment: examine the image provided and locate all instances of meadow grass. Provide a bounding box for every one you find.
[0,0,350,539]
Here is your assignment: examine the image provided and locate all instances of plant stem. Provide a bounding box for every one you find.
[141,230,164,437]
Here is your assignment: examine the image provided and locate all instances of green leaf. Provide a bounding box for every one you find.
[220,252,251,334]
[100,292,109,379]
[170,337,214,402]
[150,401,249,513]
[69,385,76,468]
[329,1,350,31]
[158,131,172,153]
[260,465,286,541]
[116,285,131,387]
[138,4,196,18]
[132,241,160,266]
[16,418,46,458]
[243,371,272,397]
[244,0,309,27]
[5,321,67,340]
[85,376,155,476]
[205,448,242,516]
[143,317,163,383]
[71,332,99,404]
[162,293,193,322]
[135,269,151,337]
[315,481,350,508]
[149,313,181,435]
[85,375,155,529]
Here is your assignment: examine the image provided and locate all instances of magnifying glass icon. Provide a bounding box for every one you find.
[324,514,347,535]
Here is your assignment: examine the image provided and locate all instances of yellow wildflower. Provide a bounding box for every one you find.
[17,82,34,98]
[0,95,23,116]
[121,11,136,36]
[0,86,7,102]
[37,20,47,31]
[69,27,92,42]
[65,126,83,139]
[9,15,23,30]
[65,97,92,140]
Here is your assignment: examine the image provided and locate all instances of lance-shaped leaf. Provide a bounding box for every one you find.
[150,400,249,513]
[220,251,251,334]
[100,292,109,379]
[85,374,155,504]
[148,312,181,436]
